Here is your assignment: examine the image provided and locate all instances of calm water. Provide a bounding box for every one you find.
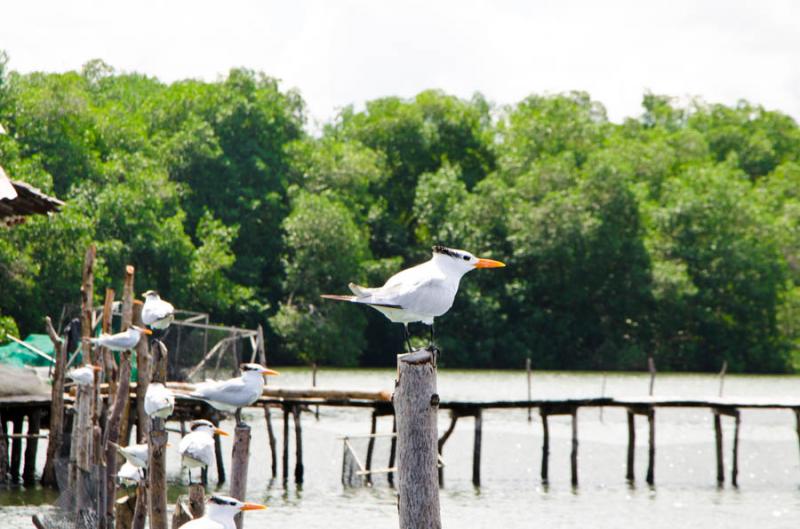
[2,369,799,528]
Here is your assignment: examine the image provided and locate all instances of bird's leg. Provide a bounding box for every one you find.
[403,325,413,353]
[235,408,243,426]
[429,324,435,349]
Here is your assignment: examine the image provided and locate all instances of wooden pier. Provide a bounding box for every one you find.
[1,388,798,489]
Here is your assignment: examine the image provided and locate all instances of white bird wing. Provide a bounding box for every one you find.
[192,377,258,407]
[179,433,214,465]
[143,299,174,324]
[117,462,144,483]
[145,383,174,416]
[92,329,139,349]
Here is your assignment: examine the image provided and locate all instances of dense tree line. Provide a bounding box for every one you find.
[0,54,798,372]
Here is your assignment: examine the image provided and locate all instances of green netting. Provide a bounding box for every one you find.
[0,333,56,367]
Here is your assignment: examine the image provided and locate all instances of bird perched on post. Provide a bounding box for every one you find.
[180,495,266,529]
[141,290,175,330]
[66,364,101,385]
[144,382,175,419]
[87,325,151,351]
[179,419,229,484]
[189,363,279,425]
[322,246,505,351]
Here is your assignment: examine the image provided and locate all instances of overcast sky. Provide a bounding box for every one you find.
[3,0,799,126]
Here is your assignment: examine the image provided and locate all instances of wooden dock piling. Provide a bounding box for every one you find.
[365,410,377,485]
[282,405,290,483]
[230,424,252,529]
[646,408,655,486]
[212,415,226,485]
[149,340,169,529]
[526,358,532,422]
[264,406,277,478]
[293,405,304,484]
[22,409,41,484]
[394,348,441,529]
[473,409,482,487]
[731,410,740,487]
[714,410,724,485]
[626,409,635,481]
[570,408,578,487]
[540,411,549,484]
[41,316,65,487]
[10,414,22,481]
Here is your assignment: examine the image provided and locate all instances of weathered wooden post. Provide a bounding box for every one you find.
[718,361,728,397]
[625,409,635,482]
[713,409,724,485]
[9,415,22,481]
[525,358,532,422]
[473,409,483,487]
[570,408,578,487]
[648,356,656,396]
[282,405,290,483]
[104,343,132,527]
[394,348,441,529]
[293,405,304,484]
[646,408,655,486]
[540,410,549,484]
[264,406,277,478]
[149,340,169,529]
[41,316,65,487]
[731,410,740,487]
[135,301,151,443]
[230,424,252,529]
[365,410,377,485]
[22,409,41,484]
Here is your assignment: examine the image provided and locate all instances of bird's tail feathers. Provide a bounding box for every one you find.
[320,294,357,303]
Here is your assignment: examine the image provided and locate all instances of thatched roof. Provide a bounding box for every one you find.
[0,164,64,226]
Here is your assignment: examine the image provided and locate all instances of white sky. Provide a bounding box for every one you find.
[3,0,799,126]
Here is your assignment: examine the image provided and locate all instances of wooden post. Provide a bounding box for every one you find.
[718,360,728,397]
[117,494,137,529]
[230,424,252,529]
[365,410,377,485]
[132,481,148,529]
[714,410,724,485]
[437,413,458,486]
[212,416,226,485]
[540,411,549,484]
[101,288,117,398]
[11,426,27,480]
[282,405,290,483]
[388,416,397,487]
[22,410,41,484]
[80,245,96,365]
[648,355,656,396]
[394,348,441,529]
[188,484,205,518]
[104,348,132,527]
[570,408,578,487]
[41,316,65,487]
[731,410,740,487]
[526,358,532,422]
[795,409,800,461]
[473,409,482,487]
[149,340,169,529]
[134,300,150,443]
[626,409,635,482]
[312,363,319,420]
[0,418,7,484]
[293,405,304,484]
[264,406,277,478]
[646,408,655,486]
[119,266,135,447]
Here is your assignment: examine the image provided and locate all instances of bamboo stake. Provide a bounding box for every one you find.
[293,405,304,484]
[394,348,441,529]
[473,409,482,487]
[526,358,532,422]
[646,408,655,486]
[104,347,132,527]
[626,409,635,482]
[365,410,377,485]
[22,410,41,484]
[41,316,65,487]
[264,406,277,478]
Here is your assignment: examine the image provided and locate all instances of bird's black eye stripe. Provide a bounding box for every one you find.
[462,255,469,261]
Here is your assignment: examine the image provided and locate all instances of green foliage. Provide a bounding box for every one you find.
[0,53,798,372]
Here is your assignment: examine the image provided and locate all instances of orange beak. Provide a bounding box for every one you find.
[474,258,506,269]
[91,365,103,371]
[239,502,267,511]
[143,328,153,335]
[215,428,229,437]
[260,367,280,376]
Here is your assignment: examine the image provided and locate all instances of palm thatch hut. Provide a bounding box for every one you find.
[0,164,63,226]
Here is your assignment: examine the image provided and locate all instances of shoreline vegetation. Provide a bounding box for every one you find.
[0,52,798,373]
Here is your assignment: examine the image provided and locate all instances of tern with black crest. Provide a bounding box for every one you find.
[322,246,505,351]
